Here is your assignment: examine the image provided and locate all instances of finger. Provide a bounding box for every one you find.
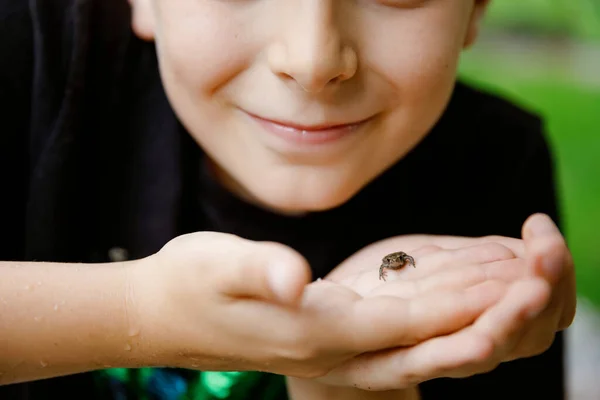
[522,213,576,329]
[504,307,561,361]
[427,235,526,258]
[219,280,363,370]
[550,248,576,330]
[218,241,312,306]
[377,242,517,282]
[467,278,551,365]
[522,213,567,283]
[414,242,516,278]
[558,263,576,330]
[370,258,527,299]
[522,213,562,241]
[330,280,551,390]
[525,237,568,284]
[302,278,364,308]
[391,279,550,383]
[408,245,444,258]
[522,213,567,279]
[324,329,496,390]
[340,280,508,352]
[419,258,527,293]
[504,273,565,361]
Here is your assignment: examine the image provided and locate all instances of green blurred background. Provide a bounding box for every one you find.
[458,0,600,307]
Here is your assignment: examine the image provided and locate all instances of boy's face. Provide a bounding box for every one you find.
[130,0,489,214]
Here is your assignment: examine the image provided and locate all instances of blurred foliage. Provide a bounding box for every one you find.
[484,0,600,40]
[458,1,600,306]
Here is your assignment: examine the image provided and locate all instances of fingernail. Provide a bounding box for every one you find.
[530,214,560,237]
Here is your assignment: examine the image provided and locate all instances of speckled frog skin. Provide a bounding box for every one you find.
[379,251,416,281]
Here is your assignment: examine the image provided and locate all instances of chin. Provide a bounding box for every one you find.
[244,176,365,215]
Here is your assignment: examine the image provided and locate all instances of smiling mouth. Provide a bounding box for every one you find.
[244,111,374,146]
[250,113,370,131]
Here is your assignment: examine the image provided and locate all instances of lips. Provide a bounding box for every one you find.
[245,111,372,146]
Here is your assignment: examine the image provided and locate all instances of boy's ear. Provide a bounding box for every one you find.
[463,0,491,49]
[128,0,156,41]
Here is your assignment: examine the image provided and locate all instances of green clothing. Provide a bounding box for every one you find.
[95,369,288,400]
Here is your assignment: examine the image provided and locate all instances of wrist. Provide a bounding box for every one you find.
[79,257,159,370]
[127,254,217,370]
[125,255,174,368]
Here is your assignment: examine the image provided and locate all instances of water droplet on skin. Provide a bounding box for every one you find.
[36,282,42,286]
[124,343,132,351]
[33,316,41,322]
[24,285,31,291]
[53,304,59,311]
[40,360,48,368]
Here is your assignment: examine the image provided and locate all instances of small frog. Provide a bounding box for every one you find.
[379,251,416,281]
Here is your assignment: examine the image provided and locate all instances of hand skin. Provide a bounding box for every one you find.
[0,232,506,386]
[289,213,576,393]
[0,213,573,395]
[287,233,524,397]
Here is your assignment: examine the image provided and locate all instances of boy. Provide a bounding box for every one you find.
[0,0,575,399]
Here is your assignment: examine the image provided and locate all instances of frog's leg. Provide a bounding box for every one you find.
[379,264,388,281]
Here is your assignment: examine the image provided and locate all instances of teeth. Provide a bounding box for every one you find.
[280,125,297,133]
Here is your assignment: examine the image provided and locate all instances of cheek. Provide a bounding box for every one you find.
[153,3,253,99]
[361,6,468,111]
[350,7,469,178]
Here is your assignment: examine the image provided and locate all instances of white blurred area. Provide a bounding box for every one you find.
[566,297,600,400]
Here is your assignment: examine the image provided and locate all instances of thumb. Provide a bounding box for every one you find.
[220,240,312,306]
[521,213,565,283]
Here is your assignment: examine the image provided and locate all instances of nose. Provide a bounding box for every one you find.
[268,1,357,93]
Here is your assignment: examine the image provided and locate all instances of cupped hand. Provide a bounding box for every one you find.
[316,213,576,390]
[129,231,509,380]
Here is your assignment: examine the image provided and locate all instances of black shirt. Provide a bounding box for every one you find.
[1,0,565,399]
